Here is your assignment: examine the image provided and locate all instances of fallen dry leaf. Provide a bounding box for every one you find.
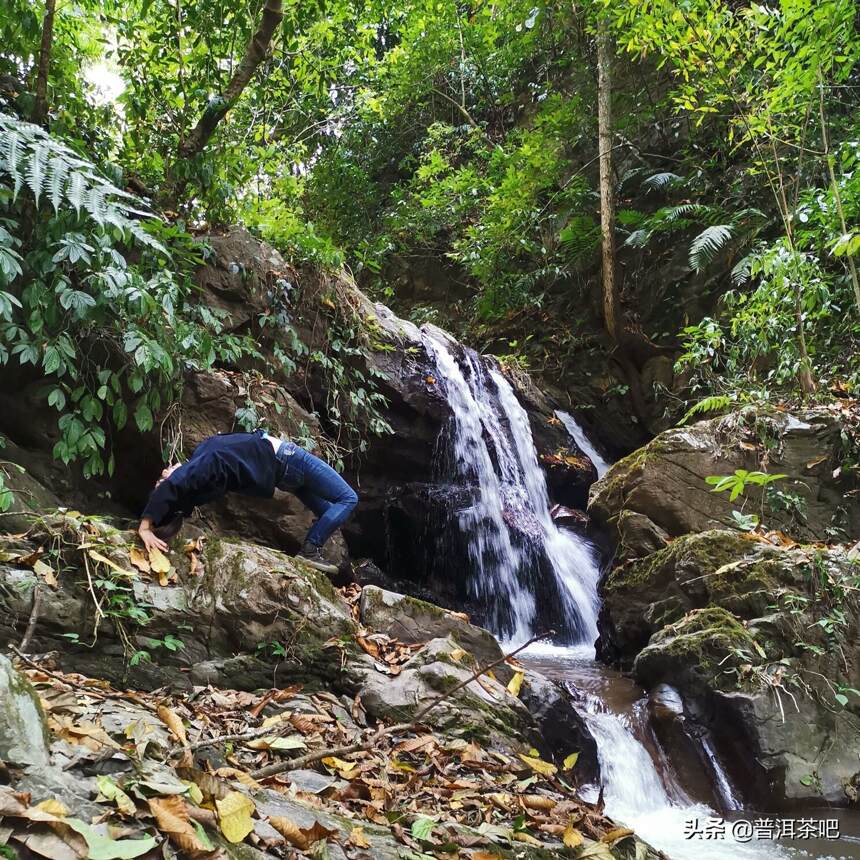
[215,791,255,844]
[518,753,557,778]
[157,704,188,746]
[564,820,584,847]
[348,826,370,848]
[148,795,214,858]
[128,546,150,574]
[269,816,337,851]
[32,558,57,587]
[506,670,525,697]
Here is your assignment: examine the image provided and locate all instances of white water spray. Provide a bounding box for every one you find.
[423,326,599,644]
[556,409,611,478]
[424,329,789,859]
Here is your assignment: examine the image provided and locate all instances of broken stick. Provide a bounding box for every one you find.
[249,630,551,780]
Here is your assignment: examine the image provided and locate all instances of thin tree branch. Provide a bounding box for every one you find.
[249,631,550,781]
[18,585,42,653]
[177,0,284,161]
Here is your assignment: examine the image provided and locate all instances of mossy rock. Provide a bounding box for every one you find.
[633,606,762,692]
[0,655,50,768]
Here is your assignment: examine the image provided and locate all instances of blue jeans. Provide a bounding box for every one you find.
[273,440,358,547]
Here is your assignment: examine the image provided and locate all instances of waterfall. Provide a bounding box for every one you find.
[423,329,792,860]
[555,410,611,478]
[422,326,599,645]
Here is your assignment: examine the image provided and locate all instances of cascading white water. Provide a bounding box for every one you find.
[423,328,535,643]
[423,326,599,645]
[555,410,611,478]
[423,329,793,859]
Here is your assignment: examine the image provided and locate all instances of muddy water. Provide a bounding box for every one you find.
[521,643,860,860]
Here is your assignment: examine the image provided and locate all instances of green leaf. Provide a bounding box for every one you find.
[64,818,156,859]
[411,816,436,842]
[134,401,153,432]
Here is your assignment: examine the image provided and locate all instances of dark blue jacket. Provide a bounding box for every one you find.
[142,432,278,526]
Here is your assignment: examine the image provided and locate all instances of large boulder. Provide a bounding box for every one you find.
[599,528,860,806]
[589,406,860,552]
[359,585,507,677]
[0,517,359,693]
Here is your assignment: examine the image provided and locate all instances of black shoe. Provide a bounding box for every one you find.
[296,541,338,575]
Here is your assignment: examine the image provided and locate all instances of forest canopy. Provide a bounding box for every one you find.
[0,0,858,478]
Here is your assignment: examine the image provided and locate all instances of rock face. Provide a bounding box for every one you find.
[600,527,860,805]
[186,229,598,575]
[0,655,50,768]
[591,406,860,808]
[590,406,860,552]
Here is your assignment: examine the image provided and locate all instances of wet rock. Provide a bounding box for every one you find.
[518,672,600,784]
[589,406,860,549]
[600,526,860,808]
[713,690,860,806]
[0,655,50,768]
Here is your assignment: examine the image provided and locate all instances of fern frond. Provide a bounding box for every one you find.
[643,171,684,191]
[690,224,734,272]
[2,129,20,176]
[0,112,163,257]
[65,171,86,213]
[623,229,651,248]
[26,141,49,204]
[679,394,733,425]
[85,185,105,225]
[660,203,713,223]
[731,254,752,286]
[47,156,66,213]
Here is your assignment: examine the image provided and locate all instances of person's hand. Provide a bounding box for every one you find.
[138,519,168,554]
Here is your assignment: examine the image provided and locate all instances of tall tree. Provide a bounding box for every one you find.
[31,0,57,126]
[596,17,619,347]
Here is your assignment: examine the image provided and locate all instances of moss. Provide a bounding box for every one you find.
[634,606,761,691]
[595,447,648,505]
[607,529,756,592]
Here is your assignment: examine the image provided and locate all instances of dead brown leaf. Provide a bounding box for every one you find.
[148,795,215,858]
[157,704,188,746]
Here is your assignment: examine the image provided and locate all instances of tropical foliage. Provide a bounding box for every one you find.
[0,0,857,479]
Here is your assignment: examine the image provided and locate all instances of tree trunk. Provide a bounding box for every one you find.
[32,0,57,127]
[596,19,620,346]
[177,0,284,160]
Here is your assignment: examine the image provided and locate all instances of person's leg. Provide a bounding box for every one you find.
[297,451,358,548]
[293,487,333,520]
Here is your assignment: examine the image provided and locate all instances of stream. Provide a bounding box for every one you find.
[422,327,860,860]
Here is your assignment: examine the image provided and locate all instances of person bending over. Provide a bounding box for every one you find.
[138,430,357,575]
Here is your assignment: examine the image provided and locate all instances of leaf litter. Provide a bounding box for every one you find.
[3,648,643,859]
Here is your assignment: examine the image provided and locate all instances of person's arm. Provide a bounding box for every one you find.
[138,463,192,552]
[140,473,182,529]
[138,516,168,553]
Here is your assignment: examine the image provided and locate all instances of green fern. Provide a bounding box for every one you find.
[679,394,733,425]
[689,224,735,271]
[731,254,753,285]
[0,112,164,251]
[642,171,685,191]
